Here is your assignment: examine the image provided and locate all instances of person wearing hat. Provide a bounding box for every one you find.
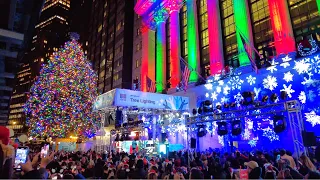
[0,126,15,179]
[244,161,262,179]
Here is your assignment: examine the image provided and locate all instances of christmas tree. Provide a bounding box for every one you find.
[25,33,100,138]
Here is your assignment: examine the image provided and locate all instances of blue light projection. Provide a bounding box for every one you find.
[194,52,320,150]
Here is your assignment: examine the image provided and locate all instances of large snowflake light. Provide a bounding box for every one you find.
[234,92,244,107]
[228,76,244,90]
[263,75,278,91]
[294,59,311,74]
[283,71,293,83]
[298,91,306,104]
[305,111,320,127]
[242,128,251,140]
[307,90,316,101]
[262,127,280,142]
[246,75,256,85]
[281,84,295,98]
[204,83,213,90]
[267,59,279,73]
[280,55,292,68]
[308,55,320,74]
[211,92,218,101]
[301,75,316,88]
[223,85,231,95]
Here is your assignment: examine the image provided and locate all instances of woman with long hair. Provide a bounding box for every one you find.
[299,154,317,175]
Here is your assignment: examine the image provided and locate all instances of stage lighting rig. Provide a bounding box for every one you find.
[231,120,242,136]
[270,93,278,103]
[217,121,228,136]
[273,115,286,133]
[280,91,287,100]
[192,109,197,115]
[197,124,207,137]
[198,107,203,114]
[262,95,269,103]
[203,100,213,113]
[242,91,255,105]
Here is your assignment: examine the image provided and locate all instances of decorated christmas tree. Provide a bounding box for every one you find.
[25,33,100,138]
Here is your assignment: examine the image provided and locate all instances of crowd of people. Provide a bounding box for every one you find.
[1,127,320,179]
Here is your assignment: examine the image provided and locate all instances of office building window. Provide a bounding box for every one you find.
[180,4,188,60]
[289,0,320,41]
[135,58,140,68]
[137,28,141,36]
[249,0,273,67]
[136,41,142,51]
[198,0,209,66]
[220,0,238,68]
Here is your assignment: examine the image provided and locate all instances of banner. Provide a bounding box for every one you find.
[94,88,189,111]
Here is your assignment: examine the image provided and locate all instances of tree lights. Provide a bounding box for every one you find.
[24,36,100,138]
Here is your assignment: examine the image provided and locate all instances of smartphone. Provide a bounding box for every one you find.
[41,144,49,158]
[14,147,29,170]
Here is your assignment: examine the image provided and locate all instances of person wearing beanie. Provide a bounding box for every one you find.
[0,126,15,179]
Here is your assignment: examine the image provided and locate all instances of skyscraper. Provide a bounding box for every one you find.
[0,0,43,127]
[8,0,71,134]
[88,0,135,94]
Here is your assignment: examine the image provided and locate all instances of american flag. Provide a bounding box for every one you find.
[146,76,156,93]
[240,33,260,73]
[180,57,191,91]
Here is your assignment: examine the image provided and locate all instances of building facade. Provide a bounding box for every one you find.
[133,0,320,93]
[8,0,71,134]
[87,0,135,94]
[0,0,43,126]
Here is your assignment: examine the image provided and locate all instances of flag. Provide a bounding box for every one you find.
[146,76,156,93]
[180,57,191,91]
[239,33,260,73]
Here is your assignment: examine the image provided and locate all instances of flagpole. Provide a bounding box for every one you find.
[180,57,206,82]
[235,25,262,59]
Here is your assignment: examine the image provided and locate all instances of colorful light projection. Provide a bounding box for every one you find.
[141,24,151,92]
[186,0,200,82]
[268,0,296,55]
[166,0,183,87]
[317,0,320,15]
[233,0,254,67]
[154,8,169,92]
[207,0,224,75]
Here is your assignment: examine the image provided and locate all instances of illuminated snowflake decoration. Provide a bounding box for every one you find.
[228,76,244,90]
[205,93,209,98]
[262,127,280,142]
[216,86,222,93]
[305,111,320,127]
[294,59,311,74]
[204,83,213,90]
[223,85,231,95]
[308,55,320,74]
[267,59,279,73]
[280,55,292,68]
[283,71,293,83]
[301,75,316,88]
[218,136,224,146]
[218,80,224,86]
[242,128,251,140]
[308,90,316,102]
[234,92,244,107]
[246,75,256,85]
[263,75,278,91]
[221,97,229,103]
[298,91,306,104]
[254,87,261,100]
[248,140,257,147]
[211,92,218,101]
[281,84,295,98]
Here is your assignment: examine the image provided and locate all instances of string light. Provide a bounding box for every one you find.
[24,37,100,138]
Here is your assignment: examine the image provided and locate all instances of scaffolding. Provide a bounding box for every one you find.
[186,100,306,157]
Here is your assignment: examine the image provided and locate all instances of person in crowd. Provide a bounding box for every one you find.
[244,161,262,179]
[299,154,317,175]
[280,149,296,169]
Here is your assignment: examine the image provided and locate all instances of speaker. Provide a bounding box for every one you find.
[161,133,167,143]
[302,131,317,147]
[191,138,196,149]
[115,110,122,127]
